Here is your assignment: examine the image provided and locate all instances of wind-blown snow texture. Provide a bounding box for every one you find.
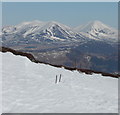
[1,52,118,113]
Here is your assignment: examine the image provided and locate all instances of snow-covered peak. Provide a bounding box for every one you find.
[74,20,118,42]
[2,20,81,42]
[46,21,60,26]
[31,21,78,40]
[2,20,45,35]
[39,21,71,31]
[75,20,117,33]
[15,20,45,30]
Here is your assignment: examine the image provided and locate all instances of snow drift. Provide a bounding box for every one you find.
[1,52,118,113]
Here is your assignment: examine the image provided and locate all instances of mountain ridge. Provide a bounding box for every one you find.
[1,20,118,43]
[1,20,118,75]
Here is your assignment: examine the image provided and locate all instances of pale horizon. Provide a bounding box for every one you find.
[2,2,118,29]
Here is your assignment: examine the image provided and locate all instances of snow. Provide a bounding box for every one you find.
[50,36,65,41]
[74,20,118,42]
[38,21,77,38]
[16,20,45,30]
[2,20,79,41]
[2,20,118,43]
[1,52,118,113]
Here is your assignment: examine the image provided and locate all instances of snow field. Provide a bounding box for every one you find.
[1,52,118,113]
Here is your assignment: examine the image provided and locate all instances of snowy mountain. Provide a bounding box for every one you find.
[1,20,119,75]
[1,20,118,45]
[2,20,83,43]
[1,52,118,113]
[74,21,118,42]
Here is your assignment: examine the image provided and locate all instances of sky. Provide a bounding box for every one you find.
[2,2,118,28]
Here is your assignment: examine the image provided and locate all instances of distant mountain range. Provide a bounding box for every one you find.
[0,20,119,74]
[1,20,118,44]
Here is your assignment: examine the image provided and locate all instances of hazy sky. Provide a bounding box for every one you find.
[2,2,118,28]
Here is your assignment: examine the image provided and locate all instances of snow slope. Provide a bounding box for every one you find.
[1,52,118,113]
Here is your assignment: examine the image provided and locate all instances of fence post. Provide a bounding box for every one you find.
[55,75,57,84]
[59,74,62,82]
